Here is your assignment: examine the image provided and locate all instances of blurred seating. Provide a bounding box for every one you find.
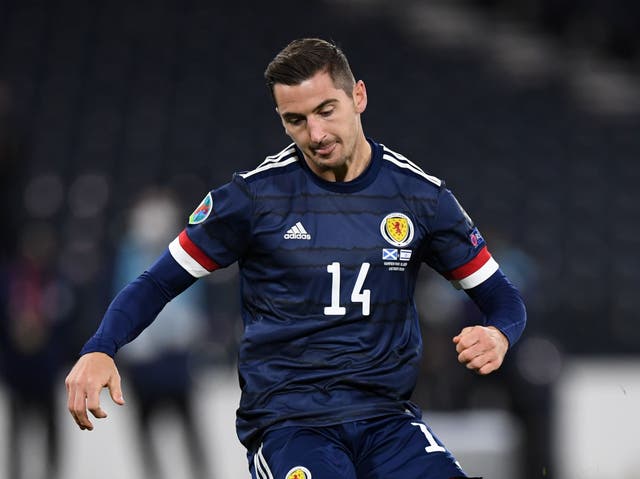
[0,0,638,353]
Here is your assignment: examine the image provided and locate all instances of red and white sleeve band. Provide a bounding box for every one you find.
[168,229,219,278]
[444,246,499,290]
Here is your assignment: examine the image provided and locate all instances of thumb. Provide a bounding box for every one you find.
[453,326,476,344]
[108,375,125,406]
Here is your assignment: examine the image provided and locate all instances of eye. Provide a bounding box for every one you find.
[319,108,334,117]
[286,117,304,126]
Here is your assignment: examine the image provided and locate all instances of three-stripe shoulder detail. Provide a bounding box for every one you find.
[239,144,299,179]
[382,145,442,186]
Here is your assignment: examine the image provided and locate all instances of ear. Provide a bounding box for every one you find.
[353,80,367,114]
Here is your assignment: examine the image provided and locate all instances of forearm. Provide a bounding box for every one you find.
[80,249,196,357]
[465,268,527,347]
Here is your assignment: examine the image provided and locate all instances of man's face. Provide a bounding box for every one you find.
[273,70,367,178]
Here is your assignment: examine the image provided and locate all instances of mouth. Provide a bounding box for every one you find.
[312,142,337,157]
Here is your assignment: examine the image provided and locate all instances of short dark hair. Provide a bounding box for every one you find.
[264,38,356,99]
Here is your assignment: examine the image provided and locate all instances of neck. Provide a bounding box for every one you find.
[344,135,371,182]
[318,134,371,182]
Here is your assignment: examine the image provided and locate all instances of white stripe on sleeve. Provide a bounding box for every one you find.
[168,237,211,278]
[452,256,499,290]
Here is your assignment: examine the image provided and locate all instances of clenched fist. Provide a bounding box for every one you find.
[453,325,509,375]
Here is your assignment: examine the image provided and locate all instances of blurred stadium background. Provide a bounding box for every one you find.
[1,0,639,478]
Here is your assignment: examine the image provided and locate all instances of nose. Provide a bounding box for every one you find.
[307,116,325,144]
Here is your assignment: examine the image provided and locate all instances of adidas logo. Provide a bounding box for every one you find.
[284,221,311,240]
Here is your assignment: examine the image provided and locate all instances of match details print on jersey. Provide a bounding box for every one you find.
[380,212,414,272]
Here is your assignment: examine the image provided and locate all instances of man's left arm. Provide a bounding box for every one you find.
[454,269,526,375]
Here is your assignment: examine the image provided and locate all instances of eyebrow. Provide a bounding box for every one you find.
[280,99,338,121]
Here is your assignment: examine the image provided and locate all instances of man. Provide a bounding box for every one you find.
[66,38,526,479]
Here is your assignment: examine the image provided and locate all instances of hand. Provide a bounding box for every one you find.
[452,326,509,375]
[65,352,125,431]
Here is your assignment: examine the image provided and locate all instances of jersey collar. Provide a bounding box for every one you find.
[295,138,382,193]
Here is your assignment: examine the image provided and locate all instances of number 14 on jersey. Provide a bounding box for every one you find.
[324,262,371,316]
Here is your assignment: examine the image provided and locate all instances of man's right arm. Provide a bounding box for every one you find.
[65,249,196,430]
[81,250,197,356]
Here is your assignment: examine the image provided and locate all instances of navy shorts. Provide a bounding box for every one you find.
[248,414,478,479]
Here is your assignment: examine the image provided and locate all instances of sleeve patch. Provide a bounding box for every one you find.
[189,192,213,224]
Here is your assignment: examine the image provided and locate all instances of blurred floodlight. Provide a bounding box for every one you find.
[516,336,563,386]
[68,173,110,218]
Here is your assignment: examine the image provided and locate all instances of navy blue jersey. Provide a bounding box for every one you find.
[169,139,498,449]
